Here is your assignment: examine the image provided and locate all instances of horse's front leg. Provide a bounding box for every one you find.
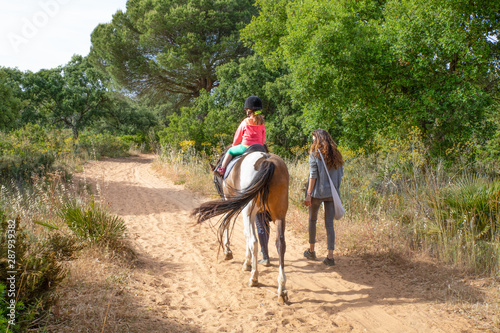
[276,218,288,303]
[242,205,258,286]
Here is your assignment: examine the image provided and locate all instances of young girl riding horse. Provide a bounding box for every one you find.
[216,95,266,176]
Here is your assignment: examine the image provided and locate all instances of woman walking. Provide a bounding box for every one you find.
[303,129,344,266]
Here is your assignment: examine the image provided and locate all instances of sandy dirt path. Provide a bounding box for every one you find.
[78,154,482,333]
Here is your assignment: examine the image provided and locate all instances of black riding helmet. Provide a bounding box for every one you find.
[244,95,262,110]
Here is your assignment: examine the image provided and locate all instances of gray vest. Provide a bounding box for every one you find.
[308,154,343,199]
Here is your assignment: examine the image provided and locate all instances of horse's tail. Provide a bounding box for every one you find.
[192,159,274,223]
[191,159,275,247]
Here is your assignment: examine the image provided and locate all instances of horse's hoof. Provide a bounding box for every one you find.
[242,264,252,272]
[248,280,258,287]
[278,291,289,305]
[224,251,233,260]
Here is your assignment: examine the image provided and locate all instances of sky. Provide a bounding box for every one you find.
[0,0,128,72]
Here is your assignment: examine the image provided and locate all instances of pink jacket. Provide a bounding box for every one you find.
[232,118,266,146]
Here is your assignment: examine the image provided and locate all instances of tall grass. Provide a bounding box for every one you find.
[0,126,132,330]
[154,141,217,196]
[58,197,126,245]
[0,171,129,331]
[77,132,131,160]
[0,175,72,331]
[423,174,500,275]
[0,125,138,186]
[336,131,500,277]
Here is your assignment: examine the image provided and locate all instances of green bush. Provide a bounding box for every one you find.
[429,176,500,242]
[0,124,72,182]
[77,132,129,159]
[58,197,126,245]
[120,133,148,150]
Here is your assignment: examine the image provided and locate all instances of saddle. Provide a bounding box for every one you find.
[213,144,268,198]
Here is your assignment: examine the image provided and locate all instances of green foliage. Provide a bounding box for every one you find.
[477,103,500,172]
[431,176,500,242]
[58,198,126,245]
[262,74,311,156]
[92,92,161,138]
[120,133,150,151]
[90,0,256,102]
[76,132,130,159]
[0,124,72,183]
[421,174,500,275]
[2,63,160,141]
[0,140,130,330]
[0,124,133,183]
[207,54,308,153]
[243,0,500,157]
[241,0,288,70]
[379,0,497,156]
[158,102,209,150]
[0,69,21,130]
[161,54,308,156]
[19,55,110,139]
[340,140,500,275]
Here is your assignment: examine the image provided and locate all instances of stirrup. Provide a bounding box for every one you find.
[216,167,226,176]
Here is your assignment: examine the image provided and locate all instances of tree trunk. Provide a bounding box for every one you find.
[449,53,459,73]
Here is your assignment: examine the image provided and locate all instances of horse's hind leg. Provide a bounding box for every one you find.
[276,218,288,303]
[242,204,259,286]
[223,219,233,260]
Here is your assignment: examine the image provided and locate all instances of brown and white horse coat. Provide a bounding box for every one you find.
[192,152,289,303]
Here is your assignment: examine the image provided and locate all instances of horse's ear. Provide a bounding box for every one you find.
[209,163,216,171]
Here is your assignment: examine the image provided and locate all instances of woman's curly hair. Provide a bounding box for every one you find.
[309,129,344,169]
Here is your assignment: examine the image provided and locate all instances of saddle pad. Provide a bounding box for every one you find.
[223,144,267,179]
[213,145,268,198]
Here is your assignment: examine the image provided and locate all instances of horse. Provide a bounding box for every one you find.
[191,149,289,303]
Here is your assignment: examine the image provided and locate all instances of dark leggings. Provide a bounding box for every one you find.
[308,197,335,250]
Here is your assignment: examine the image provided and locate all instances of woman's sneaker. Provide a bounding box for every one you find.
[323,257,335,266]
[303,249,316,260]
